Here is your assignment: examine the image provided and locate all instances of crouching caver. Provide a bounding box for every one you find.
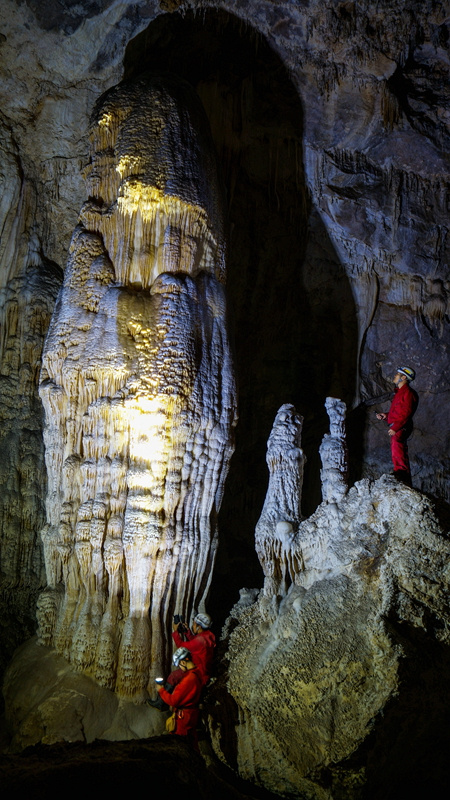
[146,661,184,712]
[158,647,203,750]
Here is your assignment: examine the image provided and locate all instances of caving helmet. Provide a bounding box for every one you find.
[194,612,212,629]
[172,647,190,668]
[397,367,416,381]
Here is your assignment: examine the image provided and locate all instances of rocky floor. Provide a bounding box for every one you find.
[1,708,449,800]
[0,735,278,800]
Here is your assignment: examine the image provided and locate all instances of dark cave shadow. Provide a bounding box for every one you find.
[363,619,450,799]
[421,491,450,532]
[315,615,450,799]
[0,735,281,799]
[124,10,359,622]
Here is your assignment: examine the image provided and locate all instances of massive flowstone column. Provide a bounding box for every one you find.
[37,74,237,701]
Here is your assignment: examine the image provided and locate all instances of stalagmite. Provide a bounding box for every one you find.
[255,404,305,597]
[319,396,348,503]
[255,398,350,600]
[210,462,450,798]
[37,74,237,701]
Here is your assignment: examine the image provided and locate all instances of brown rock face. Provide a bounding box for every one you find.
[0,0,448,767]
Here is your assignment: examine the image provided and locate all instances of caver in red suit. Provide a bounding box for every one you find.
[386,381,418,486]
[172,626,216,686]
[158,665,203,747]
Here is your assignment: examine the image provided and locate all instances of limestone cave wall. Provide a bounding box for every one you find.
[0,0,448,720]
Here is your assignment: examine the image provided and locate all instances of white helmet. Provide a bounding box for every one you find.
[194,612,212,629]
[172,647,190,668]
[397,366,415,381]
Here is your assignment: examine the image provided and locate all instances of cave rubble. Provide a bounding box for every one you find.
[0,1,449,795]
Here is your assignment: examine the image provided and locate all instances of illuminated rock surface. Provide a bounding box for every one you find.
[210,477,450,800]
[34,74,236,702]
[3,638,157,748]
[255,404,305,598]
[208,469,450,798]
[319,397,349,504]
[0,1,448,789]
[1,2,448,642]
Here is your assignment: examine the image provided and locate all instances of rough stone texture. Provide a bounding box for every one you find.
[34,73,236,702]
[255,404,305,598]
[319,397,348,504]
[0,0,449,763]
[208,476,450,798]
[1,3,448,641]
[3,638,164,749]
[0,117,63,676]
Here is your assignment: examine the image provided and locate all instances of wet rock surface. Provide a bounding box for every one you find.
[0,3,449,794]
[207,476,450,798]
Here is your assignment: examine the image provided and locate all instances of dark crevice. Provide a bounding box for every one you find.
[123,9,358,621]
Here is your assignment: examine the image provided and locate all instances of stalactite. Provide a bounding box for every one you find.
[37,74,237,701]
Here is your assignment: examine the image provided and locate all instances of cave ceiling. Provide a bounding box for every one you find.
[0,0,449,672]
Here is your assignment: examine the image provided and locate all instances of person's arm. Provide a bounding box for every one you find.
[172,629,185,648]
[159,681,182,706]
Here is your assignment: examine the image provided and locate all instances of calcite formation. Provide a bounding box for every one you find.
[0,118,62,673]
[256,399,349,597]
[319,396,348,503]
[255,404,305,597]
[208,412,450,798]
[36,74,237,700]
[0,3,448,650]
[0,0,448,769]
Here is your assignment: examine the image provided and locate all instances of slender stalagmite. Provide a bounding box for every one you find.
[319,397,348,503]
[38,74,237,700]
[255,404,305,597]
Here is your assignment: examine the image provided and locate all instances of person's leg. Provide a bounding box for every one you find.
[391,433,412,486]
[174,708,200,751]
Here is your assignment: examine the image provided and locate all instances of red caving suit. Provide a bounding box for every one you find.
[387,382,418,485]
[159,666,203,748]
[172,627,216,686]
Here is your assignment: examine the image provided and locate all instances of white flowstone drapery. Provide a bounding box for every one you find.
[37,74,237,700]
